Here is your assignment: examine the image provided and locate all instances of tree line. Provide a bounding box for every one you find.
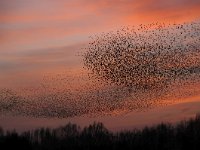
[1,114,200,150]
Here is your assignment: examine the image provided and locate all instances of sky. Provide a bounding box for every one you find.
[0,0,200,86]
[0,0,200,130]
[1,0,200,52]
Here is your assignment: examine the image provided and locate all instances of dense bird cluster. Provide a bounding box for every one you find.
[0,21,200,118]
[83,21,200,92]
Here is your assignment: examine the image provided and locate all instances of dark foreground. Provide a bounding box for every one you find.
[1,115,200,150]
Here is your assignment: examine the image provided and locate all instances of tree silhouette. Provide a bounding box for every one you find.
[1,115,200,149]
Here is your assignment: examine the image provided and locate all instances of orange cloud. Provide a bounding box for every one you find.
[1,0,200,52]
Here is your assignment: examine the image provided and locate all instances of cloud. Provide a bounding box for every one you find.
[0,43,85,72]
[1,0,200,52]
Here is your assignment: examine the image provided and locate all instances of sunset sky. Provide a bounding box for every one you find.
[1,1,200,57]
[0,0,200,131]
[0,0,200,86]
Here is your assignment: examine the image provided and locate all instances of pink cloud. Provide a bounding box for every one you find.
[1,0,200,52]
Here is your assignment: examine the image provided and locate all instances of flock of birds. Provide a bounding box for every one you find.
[83,21,200,92]
[0,20,200,118]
